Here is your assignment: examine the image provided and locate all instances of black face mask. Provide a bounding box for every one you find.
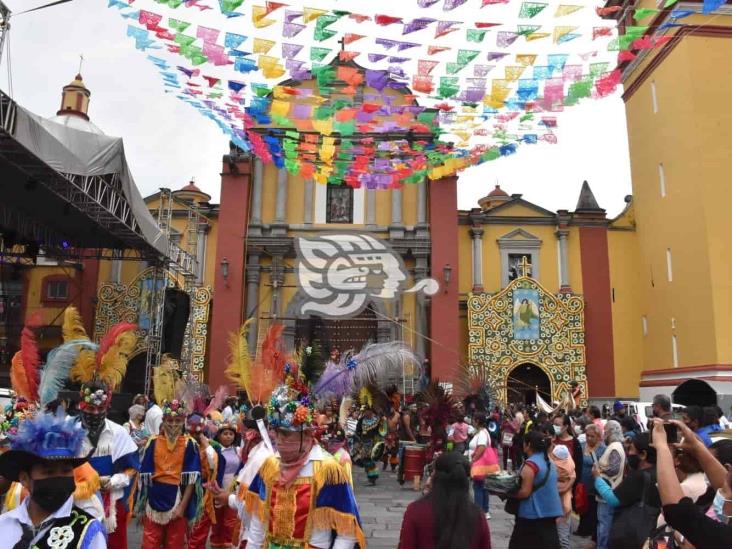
[31,476,76,513]
[81,411,106,443]
[626,454,641,470]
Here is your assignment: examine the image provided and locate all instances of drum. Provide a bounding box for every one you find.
[402,444,427,482]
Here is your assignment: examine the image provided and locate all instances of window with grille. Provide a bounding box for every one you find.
[46,280,69,300]
[326,186,353,224]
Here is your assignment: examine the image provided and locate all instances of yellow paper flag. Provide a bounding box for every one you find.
[553,26,578,43]
[258,55,286,79]
[504,66,527,81]
[554,4,583,17]
[526,32,551,42]
[252,5,276,28]
[270,99,290,118]
[312,119,333,136]
[303,7,328,23]
[253,38,276,54]
[515,54,538,66]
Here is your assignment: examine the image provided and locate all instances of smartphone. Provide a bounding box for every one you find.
[662,421,678,444]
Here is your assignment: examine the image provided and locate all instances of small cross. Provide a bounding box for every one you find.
[518,256,532,278]
[337,36,346,51]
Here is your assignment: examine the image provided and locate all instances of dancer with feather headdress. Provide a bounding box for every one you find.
[50,306,141,549]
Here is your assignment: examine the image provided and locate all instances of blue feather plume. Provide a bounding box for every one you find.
[10,408,87,458]
[39,339,98,408]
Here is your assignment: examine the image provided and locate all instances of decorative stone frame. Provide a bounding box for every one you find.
[498,228,542,288]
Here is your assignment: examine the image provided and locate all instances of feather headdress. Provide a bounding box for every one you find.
[453,362,495,413]
[203,385,226,417]
[153,355,178,406]
[314,341,420,399]
[224,319,254,394]
[417,380,460,435]
[174,373,208,415]
[64,307,137,393]
[312,349,355,399]
[248,323,290,404]
[355,384,391,416]
[10,315,42,403]
[40,340,98,408]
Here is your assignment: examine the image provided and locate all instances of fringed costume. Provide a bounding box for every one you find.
[187,414,226,549]
[58,307,140,549]
[137,415,203,549]
[245,445,365,549]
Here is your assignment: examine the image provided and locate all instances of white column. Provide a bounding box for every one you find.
[416,182,428,237]
[389,188,404,238]
[366,189,376,228]
[273,168,288,234]
[250,158,263,235]
[470,226,484,291]
[195,225,208,284]
[245,254,261,352]
[557,229,570,290]
[303,179,314,225]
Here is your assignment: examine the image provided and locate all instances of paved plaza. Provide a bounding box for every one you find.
[126,465,587,548]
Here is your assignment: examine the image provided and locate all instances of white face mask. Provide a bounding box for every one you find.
[553,425,563,436]
[712,490,732,524]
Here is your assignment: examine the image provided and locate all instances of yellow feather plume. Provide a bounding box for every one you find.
[99,330,137,391]
[224,319,254,394]
[62,307,88,342]
[153,360,176,405]
[69,348,98,385]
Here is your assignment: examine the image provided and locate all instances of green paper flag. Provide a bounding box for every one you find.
[466,29,488,43]
[519,2,548,18]
[438,77,460,98]
[633,8,659,21]
[174,34,196,47]
[517,25,541,36]
[446,62,466,75]
[314,15,339,42]
[220,0,243,12]
[664,0,680,7]
[310,47,331,62]
[168,18,190,33]
[589,62,609,78]
[457,49,481,65]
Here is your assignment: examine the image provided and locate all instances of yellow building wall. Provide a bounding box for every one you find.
[623,31,732,371]
[608,223,644,398]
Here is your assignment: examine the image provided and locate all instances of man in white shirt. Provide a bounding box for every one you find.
[144,399,163,436]
[0,411,107,549]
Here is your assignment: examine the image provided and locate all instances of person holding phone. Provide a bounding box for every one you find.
[592,432,661,547]
[575,424,605,541]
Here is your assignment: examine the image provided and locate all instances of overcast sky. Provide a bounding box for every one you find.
[3,0,632,216]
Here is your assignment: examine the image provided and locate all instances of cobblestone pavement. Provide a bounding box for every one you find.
[126,465,587,548]
[352,465,587,549]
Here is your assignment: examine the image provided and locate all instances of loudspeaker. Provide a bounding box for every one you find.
[161,288,190,358]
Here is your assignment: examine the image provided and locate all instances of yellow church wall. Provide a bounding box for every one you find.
[688,37,732,363]
[23,266,72,321]
[402,185,418,227]
[457,225,474,293]
[608,228,644,398]
[623,35,725,371]
[285,175,306,225]
[261,164,278,225]
[489,203,551,218]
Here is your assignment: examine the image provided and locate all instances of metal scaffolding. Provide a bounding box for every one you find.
[144,188,207,393]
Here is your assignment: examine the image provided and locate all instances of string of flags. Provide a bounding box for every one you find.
[103,0,723,187]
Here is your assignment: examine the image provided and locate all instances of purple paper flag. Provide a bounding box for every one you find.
[487,51,510,62]
[282,43,303,59]
[443,0,468,10]
[284,10,302,22]
[403,17,436,35]
[496,32,519,48]
[375,38,397,50]
[418,0,440,6]
[368,53,388,62]
[283,22,306,38]
[365,69,389,91]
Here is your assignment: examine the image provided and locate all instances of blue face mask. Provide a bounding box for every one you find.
[712,490,732,524]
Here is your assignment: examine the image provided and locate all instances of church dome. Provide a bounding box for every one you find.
[478,185,511,210]
[173,180,211,204]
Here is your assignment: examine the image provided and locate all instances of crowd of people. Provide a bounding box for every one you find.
[1,305,732,549]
